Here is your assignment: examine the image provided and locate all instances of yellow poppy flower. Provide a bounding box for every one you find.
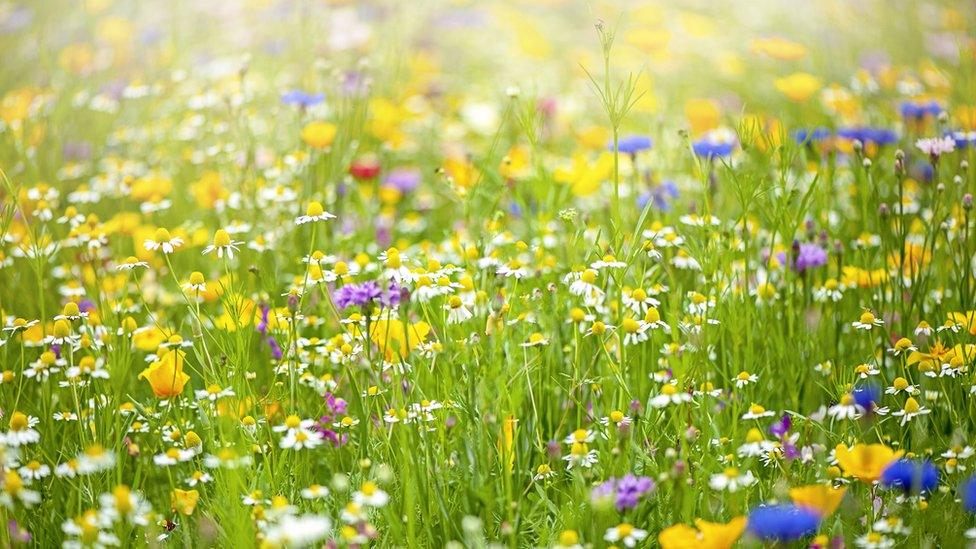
[834,443,902,482]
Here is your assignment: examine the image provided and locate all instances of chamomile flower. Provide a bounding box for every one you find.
[143,228,183,254]
[827,393,863,420]
[733,371,758,388]
[709,467,757,492]
[1,413,40,447]
[599,410,632,429]
[521,332,549,347]
[182,271,207,294]
[563,442,598,469]
[202,229,243,259]
[886,377,918,395]
[352,481,389,507]
[649,383,692,408]
[742,403,775,420]
[855,531,895,549]
[195,384,235,402]
[301,484,330,499]
[888,337,917,356]
[603,523,647,547]
[115,256,149,271]
[533,464,557,481]
[891,397,930,425]
[564,429,595,445]
[279,424,324,450]
[294,201,336,225]
[852,310,884,330]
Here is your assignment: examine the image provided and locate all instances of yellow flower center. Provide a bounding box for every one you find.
[213,229,231,247]
[306,201,324,217]
[9,412,28,431]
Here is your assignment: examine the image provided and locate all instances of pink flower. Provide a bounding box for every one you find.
[915,136,955,157]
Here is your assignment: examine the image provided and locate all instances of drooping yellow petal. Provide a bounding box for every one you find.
[789,484,847,516]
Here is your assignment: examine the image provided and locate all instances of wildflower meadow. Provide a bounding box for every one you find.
[3,0,976,547]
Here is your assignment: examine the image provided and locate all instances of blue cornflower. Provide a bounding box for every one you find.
[949,131,976,149]
[899,100,942,119]
[880,459,939,494]
[611,135,653,154]
[851,383,881,409]
[960,476,976,513]
[794,127,831,144]
[838,127,898,146]
[746,504,821,541]
[637,180,679,212]
[282,90,325,108]
[692,130,736,159]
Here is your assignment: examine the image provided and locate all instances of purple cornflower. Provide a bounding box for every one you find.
[266,336,282,361]
[793,242,828,273]
[383,168,421,193]
[333,281,383,309]
[614,474,655,510]
[256,303,271,335]
[769,414,791,438]
[769,415,800,460]
[382,281,404,308]
[317,392,350,448]
[590,474,655,511]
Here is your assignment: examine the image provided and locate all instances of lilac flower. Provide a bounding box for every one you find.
[793,243,827,273]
